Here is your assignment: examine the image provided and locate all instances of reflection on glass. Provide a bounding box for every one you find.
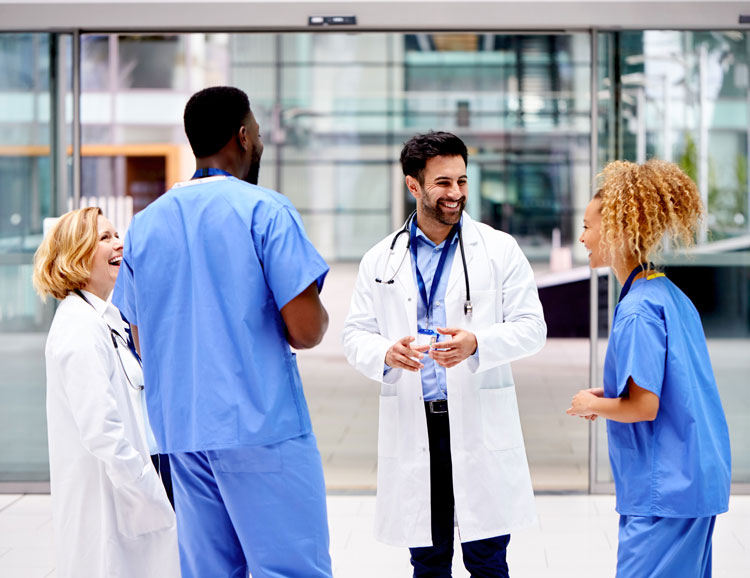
[597,30,750,487]
[0,33,57,484]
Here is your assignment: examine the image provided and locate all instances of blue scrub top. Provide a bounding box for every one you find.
[604,276,731,518]
[112,175,329,453]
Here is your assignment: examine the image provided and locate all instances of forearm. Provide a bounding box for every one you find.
[472,316,545,372]
[589,396,656,423]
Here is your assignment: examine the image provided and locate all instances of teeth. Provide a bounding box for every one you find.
[109,257,122,266]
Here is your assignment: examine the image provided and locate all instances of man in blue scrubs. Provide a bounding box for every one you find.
[113,86,333,578]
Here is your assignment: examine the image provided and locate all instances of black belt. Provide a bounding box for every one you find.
[425,399,448,414]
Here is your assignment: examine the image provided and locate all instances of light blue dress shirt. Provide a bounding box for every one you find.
[410,227,459,401]
[113,175,329,453]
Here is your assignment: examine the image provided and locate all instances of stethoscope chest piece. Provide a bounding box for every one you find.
[464,301,473,316]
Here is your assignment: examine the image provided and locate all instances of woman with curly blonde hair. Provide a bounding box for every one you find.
[567,160,731,577]
[33,207,180,578]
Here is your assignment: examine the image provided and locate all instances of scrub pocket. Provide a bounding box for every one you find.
[607,420,636,450]
[208,445,283,473]
[479,387,524,451]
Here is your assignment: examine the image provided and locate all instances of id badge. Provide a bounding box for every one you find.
[415,327,439,349]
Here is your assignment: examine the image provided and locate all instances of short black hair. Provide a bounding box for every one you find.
[400,131,468,184]
[183,86,251,158]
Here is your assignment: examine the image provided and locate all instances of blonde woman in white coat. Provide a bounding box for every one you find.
[33,207,180,578]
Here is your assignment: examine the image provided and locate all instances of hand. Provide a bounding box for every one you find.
[385,336,429,372]
[428,327,477,369]
[566,389,599,418]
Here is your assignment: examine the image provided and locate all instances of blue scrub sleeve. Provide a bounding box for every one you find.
[112,232,138,326]
[259,205,329,311]
[612,312,666,398]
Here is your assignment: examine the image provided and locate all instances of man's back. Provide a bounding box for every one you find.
[113,174,329,453]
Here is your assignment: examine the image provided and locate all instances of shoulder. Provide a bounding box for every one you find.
[46,296,110,359]
[360,230,403,265]
[615,280,669,327]
[467,216,519,248]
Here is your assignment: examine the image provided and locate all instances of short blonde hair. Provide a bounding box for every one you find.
[596,160,704,267]
[33,207,103,301]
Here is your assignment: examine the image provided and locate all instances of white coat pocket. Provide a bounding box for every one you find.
[113,464,175,539]
[479,387,524,451]
[378,395,399,458]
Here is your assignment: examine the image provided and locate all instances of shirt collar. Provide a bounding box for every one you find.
[78,290,127,334]
[79,289,109,316]
[414,224,460,249]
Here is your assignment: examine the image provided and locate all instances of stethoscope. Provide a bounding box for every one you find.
[75,289,144,392]
[375,210,473,316]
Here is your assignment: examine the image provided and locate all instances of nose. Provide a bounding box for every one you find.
[578,231,585,244]
[114,236,124,251]
[446,182,463,199]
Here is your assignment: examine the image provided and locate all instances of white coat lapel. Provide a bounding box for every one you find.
[446,213,479,297]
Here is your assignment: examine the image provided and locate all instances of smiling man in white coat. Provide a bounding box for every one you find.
[342,131,546,577]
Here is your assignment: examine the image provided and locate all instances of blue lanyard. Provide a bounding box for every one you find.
[192,168,233,179]
[409,219,457,325]
[618,262,653,303]
[121,315,141,364]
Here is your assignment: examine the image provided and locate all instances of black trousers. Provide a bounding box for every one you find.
[151,453,175,508]
[409,403,510,578]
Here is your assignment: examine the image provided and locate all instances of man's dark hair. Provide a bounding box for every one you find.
[400,131,468,184]
[183,86,251,158]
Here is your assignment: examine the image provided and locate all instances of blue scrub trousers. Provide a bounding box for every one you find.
[169,433,332,578]
[409,404,510,578]
[617,514,716,578]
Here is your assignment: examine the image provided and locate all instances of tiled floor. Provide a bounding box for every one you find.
[1,493,748,577]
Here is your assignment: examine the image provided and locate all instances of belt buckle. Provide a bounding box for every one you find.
[427,399,448,414]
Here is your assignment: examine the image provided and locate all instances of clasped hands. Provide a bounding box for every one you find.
[566,387,604,421]
[385,328,477,371]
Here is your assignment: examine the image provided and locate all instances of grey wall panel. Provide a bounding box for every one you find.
[1,1,749,32]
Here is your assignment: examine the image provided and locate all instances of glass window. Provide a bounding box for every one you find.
[0,33,58,485]
[594,30,750,488]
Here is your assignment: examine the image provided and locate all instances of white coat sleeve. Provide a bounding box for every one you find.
[341,255,399,384]
[471,236,546,373]
[54,325,175,537]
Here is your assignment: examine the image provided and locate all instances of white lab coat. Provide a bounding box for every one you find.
[342,213,546,547]
[45,292,180,578]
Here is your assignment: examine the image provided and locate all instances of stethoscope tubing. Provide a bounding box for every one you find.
[375,211,472,315]
[74,290,145,392]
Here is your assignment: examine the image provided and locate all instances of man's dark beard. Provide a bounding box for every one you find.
[243,160,261,185]
[421,196,465,226]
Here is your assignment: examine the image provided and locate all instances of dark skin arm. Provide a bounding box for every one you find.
[280,282,329,349]
[131,325,141,357]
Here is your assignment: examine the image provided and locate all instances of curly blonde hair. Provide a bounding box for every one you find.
[33,207,103,301]
[595,160,704,268]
